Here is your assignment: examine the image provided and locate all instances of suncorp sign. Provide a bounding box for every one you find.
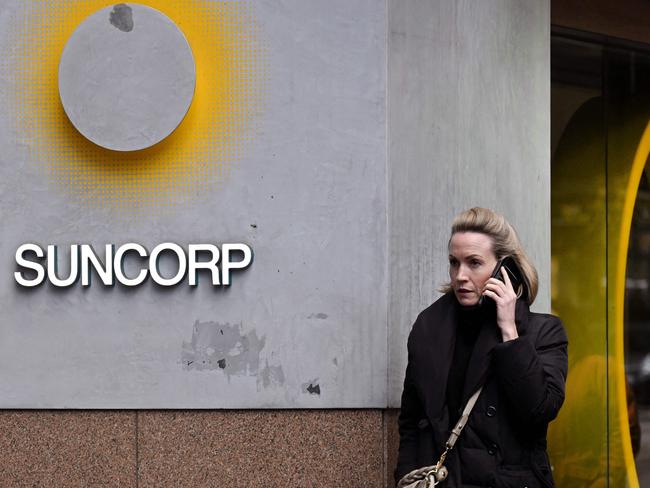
[14,243,253,287]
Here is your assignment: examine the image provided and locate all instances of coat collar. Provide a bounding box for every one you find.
[422,294,531,422]
[461,298,531,403]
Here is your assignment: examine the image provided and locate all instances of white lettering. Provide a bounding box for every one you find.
[149,243,187,286]
[47,244,79,287]
[14,243,45,287]
[81,244,114,286]
[114,243,148,286]
[188,244,221,286]
[221,243,253,285]
[14,242,252,287]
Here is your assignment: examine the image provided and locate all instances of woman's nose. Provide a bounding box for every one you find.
[456,265,469,281]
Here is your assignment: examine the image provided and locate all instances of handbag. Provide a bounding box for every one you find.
[396,387,483,488]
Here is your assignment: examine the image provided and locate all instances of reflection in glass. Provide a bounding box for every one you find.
[626,169,650,485]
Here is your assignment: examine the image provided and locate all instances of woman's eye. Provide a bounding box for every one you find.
[470,260,482,267]
[449,259,458,267]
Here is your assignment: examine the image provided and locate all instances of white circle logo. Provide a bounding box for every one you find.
[58,3,196,151]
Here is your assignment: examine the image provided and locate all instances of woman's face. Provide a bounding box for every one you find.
[449,231,498,306]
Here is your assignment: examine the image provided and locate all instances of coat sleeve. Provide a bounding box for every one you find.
[395,324,425,483]
[491,315,568,427]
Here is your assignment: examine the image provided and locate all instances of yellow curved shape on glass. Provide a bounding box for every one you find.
[606,105,650,488]
[550,97,647,487]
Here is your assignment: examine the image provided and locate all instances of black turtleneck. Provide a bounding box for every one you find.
[446,304,484,428]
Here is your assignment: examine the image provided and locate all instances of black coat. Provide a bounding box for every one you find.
[395,293,568,488]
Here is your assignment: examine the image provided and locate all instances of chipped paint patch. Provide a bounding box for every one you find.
[259,361,285,389]
[109,4,133,32]
[301,379,321,395]
[181,321,265,378]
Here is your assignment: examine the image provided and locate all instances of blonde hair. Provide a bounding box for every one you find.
[440,207,539,304]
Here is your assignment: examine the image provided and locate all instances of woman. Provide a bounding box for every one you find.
[395,207,568,488]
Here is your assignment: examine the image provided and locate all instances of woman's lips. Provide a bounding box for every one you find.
[457,289,472,294]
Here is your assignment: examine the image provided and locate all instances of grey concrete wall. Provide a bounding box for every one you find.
[0,0,387,408]
[0,0,550,409]
[387,0,551,406]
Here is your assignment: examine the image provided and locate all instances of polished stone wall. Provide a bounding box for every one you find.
[0,410,399,487]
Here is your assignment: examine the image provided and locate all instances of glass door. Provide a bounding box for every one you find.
[551,32,650,487]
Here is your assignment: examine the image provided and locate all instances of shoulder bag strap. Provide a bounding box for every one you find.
[433,386,483,470]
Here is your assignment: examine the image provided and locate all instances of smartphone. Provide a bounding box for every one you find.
[478,256,524,305]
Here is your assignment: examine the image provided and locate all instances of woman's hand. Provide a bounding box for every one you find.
[482,268,518,341]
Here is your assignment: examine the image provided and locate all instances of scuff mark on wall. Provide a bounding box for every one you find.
[301,379,321,395]
[307,313,328,319]
[181,320,265,378]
